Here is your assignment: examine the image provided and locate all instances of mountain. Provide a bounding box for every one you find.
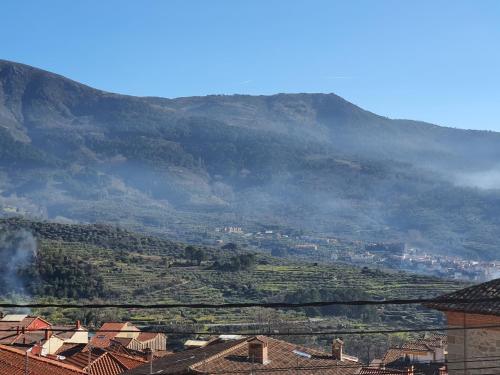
[1,59,500,260]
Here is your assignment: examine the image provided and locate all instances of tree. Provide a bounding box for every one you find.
[193,248,205,266]
[221,242,237,251]
[184,246,196,263]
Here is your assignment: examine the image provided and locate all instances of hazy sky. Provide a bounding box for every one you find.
[2,0,499,131]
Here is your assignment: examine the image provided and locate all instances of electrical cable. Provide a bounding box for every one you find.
[0,295,498,309]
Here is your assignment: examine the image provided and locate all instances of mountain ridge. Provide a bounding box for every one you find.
[1,59,500,260]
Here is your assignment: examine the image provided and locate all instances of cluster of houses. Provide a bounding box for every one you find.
[0,278,498,374]
[210,227,500,282]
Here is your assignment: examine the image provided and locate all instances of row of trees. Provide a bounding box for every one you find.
[213,253,257,272]
[283,287,379,322]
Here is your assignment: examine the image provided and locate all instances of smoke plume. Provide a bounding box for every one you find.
[0,230,37,295]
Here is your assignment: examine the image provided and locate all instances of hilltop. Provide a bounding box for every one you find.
[1,60,500,259]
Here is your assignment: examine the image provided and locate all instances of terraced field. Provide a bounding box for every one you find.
[1,218,463,333]
[0,219,466,361]
[31,238,460,329]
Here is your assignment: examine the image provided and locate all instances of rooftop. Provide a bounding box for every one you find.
[124,335,361,375]
[0,344,84,375]
[425,277,500,316]
[61,346,146,375]
[90,322,136,348]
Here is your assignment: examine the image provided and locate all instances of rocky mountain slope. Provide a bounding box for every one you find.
[1,59,500,259]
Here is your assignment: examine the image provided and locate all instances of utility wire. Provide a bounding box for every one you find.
[0,296,498,309]
[1,323,499,336]
[129,362,500,374]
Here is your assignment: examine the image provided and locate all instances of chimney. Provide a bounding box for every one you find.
[44,329,50,341]
[332,338,344,361]
[145,348,154,375]
[145,348,154,362]
[248,338,269,365]
[76,320,81,330]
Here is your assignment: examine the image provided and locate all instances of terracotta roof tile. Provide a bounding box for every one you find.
[110,352,147,368]
[62,347,145,375]
[90,322,129,348]
[0,344,84,375]
[136,332,160,342]
[124,336,360,375]
[360,368,407,375]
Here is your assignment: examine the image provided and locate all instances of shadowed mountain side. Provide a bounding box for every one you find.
[1,59,500,260]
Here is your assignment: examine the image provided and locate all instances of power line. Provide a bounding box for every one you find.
[0,296,498,309]
[1,323,499,336]
[129,361,500,374]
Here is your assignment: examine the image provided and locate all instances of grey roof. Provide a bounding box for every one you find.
[425,277,500,316]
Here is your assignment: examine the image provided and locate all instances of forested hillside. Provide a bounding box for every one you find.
[0,218,465,361]
[1,60,500,259]
[0,218,461,325]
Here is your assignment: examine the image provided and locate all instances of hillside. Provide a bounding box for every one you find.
[0,218,460,329]
[1,60,500,259]
[0,218,466,360]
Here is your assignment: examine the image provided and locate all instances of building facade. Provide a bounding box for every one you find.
[426,277,500,375]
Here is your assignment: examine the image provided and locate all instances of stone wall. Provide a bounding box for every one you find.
[446,312,500,375]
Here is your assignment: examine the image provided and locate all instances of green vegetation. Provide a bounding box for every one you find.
[0,218,462,362]
[283,288,378,322]
[2,60,500,261]
[23,247,109,299]
[0,218,461,328]
[212,253,257,272]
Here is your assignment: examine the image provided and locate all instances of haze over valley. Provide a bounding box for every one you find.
[1,59,500,263]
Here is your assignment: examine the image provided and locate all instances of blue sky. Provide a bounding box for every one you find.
[2,0,499,131]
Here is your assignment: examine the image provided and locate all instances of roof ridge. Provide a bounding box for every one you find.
[190,337,251,370]
[434,278,500,300]
[110,351,147,363]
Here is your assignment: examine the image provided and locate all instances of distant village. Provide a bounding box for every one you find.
[210,227,500,282]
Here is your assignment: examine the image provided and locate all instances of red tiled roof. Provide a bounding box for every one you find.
[110,352,146,369]
[124,336,361,375]
[111,337,134,347]
[64,348,145,375]
[381,334,446,365]
[136,332,160,342]
[0,316,52,346]
[64,347,106,368]
[382,348,430,364]
[88,354,127,375]
[90,322,128,348]
[0,331,47,346]
[0,344,84,375]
